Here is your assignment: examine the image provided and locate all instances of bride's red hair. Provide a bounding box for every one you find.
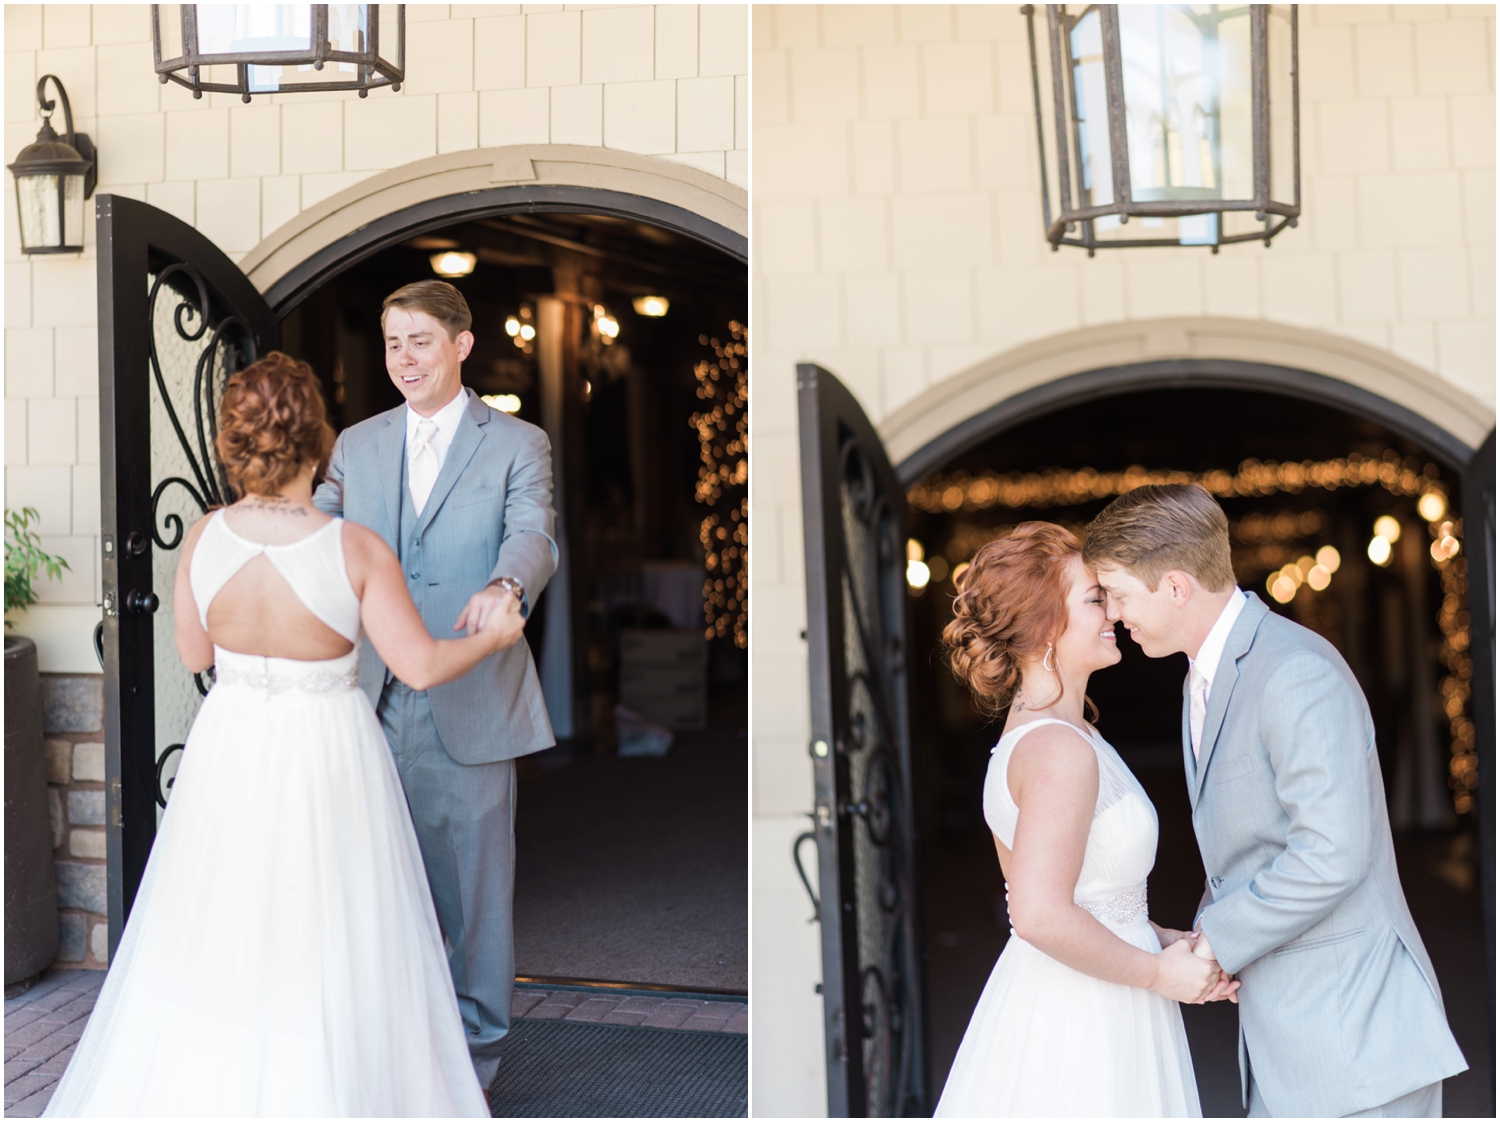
[215,352,334,498]
[942,522,1083,717]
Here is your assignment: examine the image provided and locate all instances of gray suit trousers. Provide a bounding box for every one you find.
[378,680,514,1088]
[1250,1076,1442,1118]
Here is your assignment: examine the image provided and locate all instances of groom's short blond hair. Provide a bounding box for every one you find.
[1082,483,1236,593]
[381,280,472,340]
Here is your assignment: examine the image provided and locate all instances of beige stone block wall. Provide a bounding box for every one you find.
[4,4,748,671]
[750,5,1495,1114]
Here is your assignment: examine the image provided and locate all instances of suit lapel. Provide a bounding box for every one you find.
[1182,674,1198,807]
[415,390,489,535]
[1192,595,1270,802]
[377,407,405,548]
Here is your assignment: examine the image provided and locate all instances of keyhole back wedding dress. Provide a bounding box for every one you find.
[934,718,1202,1118]
[44,512,488,1118]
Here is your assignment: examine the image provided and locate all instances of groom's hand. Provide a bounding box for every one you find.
[456,585,524,647]
[1190,930,1240,1004]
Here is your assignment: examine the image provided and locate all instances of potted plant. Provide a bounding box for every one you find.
[5,507,71,992]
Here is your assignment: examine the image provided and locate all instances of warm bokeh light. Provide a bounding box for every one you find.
[1270,575,1297,603]
[1431,536,1461,562]
[907,538,925,563]
[906,559,931,591]
[504,316,520,337]
[1306,564,1331,591]
[1315,544,1341,573]
[519,323,536,341]
[1296,555,1316,578]
[927,556,950,584]
[429,251,476,278]
[1417,491,1447,521]
[632,295,670,317]
[480,393,521,414]
[1373,515,1402,542]
[1367,535,1392,566]
[952,561,970,587]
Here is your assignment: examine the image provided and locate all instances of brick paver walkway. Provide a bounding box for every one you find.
[514,987,748,1033]
[4,970,745,1116]
[4,969,104,1117]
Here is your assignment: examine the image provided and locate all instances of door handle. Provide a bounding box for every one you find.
[124,589,159,615]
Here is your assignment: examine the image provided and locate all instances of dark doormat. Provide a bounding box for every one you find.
[488,1019,748,1118]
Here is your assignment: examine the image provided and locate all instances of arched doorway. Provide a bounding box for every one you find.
[98,147,748,1002]
[795,337,1493,1116]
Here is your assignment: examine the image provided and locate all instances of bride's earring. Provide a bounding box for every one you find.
[1043,644,1056,672]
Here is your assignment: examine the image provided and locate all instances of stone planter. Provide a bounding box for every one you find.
[5,635,59,991]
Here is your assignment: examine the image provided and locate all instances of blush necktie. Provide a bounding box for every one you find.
[409,419,440,515]
[1189,663,1208,760]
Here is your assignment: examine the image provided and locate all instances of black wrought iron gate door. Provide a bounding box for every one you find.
[797,364,926,1117]
[96,194,277,956]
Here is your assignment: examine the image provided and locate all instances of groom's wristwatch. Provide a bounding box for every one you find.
[487,575,525,603]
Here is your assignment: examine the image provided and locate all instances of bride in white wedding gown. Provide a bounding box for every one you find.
[934,523,1237,1118]
[45,354,516,1118]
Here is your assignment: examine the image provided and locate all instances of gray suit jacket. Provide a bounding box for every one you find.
[1190,593,1467,1116]
[313,390,559,763]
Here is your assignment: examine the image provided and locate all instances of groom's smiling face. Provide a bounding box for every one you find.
[384,306,475,416]
[1093,565,1188,658]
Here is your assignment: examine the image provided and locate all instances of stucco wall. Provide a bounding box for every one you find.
[749,4,1495,1115]
[3,3,748,671]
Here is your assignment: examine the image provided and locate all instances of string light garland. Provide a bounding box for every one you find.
[908,450,1446,514]
[691,322,747,649]
[912,448,1471,816]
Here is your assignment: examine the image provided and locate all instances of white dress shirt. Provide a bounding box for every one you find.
[405,388,470,491]
[1187,587,1247,757]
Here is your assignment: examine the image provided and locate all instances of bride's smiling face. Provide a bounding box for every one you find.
[1053,556,1122,676]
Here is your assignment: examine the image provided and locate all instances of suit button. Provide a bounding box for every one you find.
[1210,876,1222,888]
[409,570,419,579]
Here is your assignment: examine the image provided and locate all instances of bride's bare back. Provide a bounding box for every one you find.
[182,498,353,661]
[208,512,354,661]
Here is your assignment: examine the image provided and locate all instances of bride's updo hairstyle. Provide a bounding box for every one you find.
[942,522,1083,717]
[216,351,335,497]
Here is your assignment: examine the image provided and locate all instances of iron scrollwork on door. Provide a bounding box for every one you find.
[147,264,256,723]
[799,364,926,1117]
[147,263,252,547]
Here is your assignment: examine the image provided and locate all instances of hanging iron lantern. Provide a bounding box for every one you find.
[6,76,97,255]
[1022,5,1299,254]
[152,5,404,103]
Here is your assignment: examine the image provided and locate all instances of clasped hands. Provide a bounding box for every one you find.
[453,583,525,650]
[1152,925,1240,1006]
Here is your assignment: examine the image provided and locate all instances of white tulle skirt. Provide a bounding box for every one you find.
[44,651,488,1118]
[935,920,1201,1118]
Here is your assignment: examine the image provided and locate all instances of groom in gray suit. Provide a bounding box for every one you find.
[314,280,558,1096]
[1084,484,1466,1118]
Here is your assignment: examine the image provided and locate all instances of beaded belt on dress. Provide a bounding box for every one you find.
[1078,888,1148,925]
[214,661,358,696]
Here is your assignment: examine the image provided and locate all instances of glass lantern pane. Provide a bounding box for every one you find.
[328,4,369,69]
[1069,8,1113,209]
[15,174,59,250]
[375,4,402,74]
[1268,5,1296,207]
[60,173,84,249]
[1119,5,1255,204]
[157,4,184,61]
[195,5,312,57]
